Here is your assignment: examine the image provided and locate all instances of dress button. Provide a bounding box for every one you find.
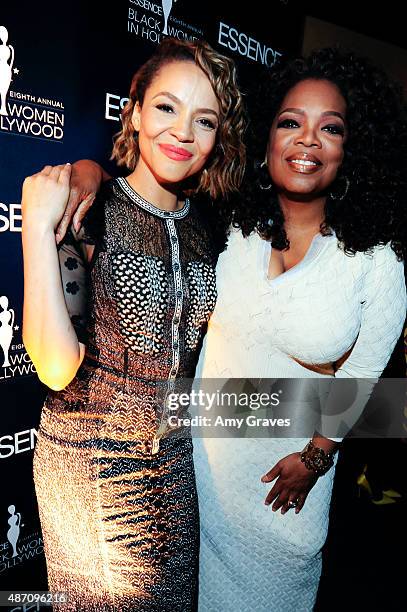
[173,263,180,272]
[171,235,177,243]
[176,290,182,298]
[164,211,170,216]
[173,317,180,325]
[173,342,179,350]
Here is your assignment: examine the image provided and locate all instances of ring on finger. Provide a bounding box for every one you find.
[287,499,299,508]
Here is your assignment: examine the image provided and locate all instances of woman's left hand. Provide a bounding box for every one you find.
[261,452,318,514]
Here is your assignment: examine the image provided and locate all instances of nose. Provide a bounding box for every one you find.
[295,123,321,148]
[169,111,194,142]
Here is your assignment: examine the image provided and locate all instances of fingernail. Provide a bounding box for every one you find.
[66,162,71,166]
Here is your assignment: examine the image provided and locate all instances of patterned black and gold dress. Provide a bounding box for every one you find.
[32,178,218,611]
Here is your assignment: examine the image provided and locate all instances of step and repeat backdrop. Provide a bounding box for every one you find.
[0,0,304,604]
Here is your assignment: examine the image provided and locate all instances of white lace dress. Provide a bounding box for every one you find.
[193,229,406,611]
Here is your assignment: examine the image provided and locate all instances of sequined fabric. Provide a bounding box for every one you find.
[33,178,218,611]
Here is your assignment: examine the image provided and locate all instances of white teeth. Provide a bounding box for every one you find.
[289,159,318,166]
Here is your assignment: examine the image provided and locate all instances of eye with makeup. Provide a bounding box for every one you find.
[277,118,299,129]
[196,117,217,131]
[277,117,345,137]
[155,103,217,131]
[156,103,174,114]
[321,123,345,136]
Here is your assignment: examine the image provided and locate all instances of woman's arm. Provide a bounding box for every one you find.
[56,159,111,243]
[262,246,406,513]
[336,247,405,378]
[319,245,406,440]
[22,164,86,390]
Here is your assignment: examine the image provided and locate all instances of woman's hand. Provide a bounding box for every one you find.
[22,162,86,389]
[22,164,72,233]
[55,159,107,243]
[261,452,318,514]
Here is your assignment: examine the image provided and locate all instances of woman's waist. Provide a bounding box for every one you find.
[197,343,338,379]
[37,402,192,452]
[42,356,195,440]
[292,347,353,376]
[199,327,355,376]
[40,386,165,446]
[83,343,196,381]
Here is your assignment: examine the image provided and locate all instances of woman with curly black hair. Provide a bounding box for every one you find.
[192,48,406,611]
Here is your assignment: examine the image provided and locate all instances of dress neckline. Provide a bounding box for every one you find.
[259,230,337,286]
[116,177,190,219]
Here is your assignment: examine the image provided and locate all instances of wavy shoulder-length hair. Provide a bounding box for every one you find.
[225,47,406,259]
[111,37,246,200]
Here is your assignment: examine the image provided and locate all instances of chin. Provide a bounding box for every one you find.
[154,173,191,188]
[282,186,320,201]
[160,172,191,185]
[283,178,320,194]
[152,163,188,180]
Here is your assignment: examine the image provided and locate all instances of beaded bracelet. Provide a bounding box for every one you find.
[300,440,335,476]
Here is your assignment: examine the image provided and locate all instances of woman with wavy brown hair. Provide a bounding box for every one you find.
[21,38,245,611]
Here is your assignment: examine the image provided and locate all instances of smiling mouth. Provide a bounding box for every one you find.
[158,144,194,161]
[286,157,322,174]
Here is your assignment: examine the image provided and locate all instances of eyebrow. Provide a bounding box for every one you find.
[152,91,219,117]
[279,107,346,121]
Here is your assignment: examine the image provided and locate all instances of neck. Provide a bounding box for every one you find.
[279,192,326,234]
[126,159,182,212]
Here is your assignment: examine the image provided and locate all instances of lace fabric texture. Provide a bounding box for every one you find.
[34,179,218,611]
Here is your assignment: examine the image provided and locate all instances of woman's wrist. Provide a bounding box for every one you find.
[311,434,339,455]
[73,159,107,186]
[22,215,56,239]
[300,437,338,476]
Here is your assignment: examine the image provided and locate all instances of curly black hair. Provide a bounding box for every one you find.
[221,47,406,259]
